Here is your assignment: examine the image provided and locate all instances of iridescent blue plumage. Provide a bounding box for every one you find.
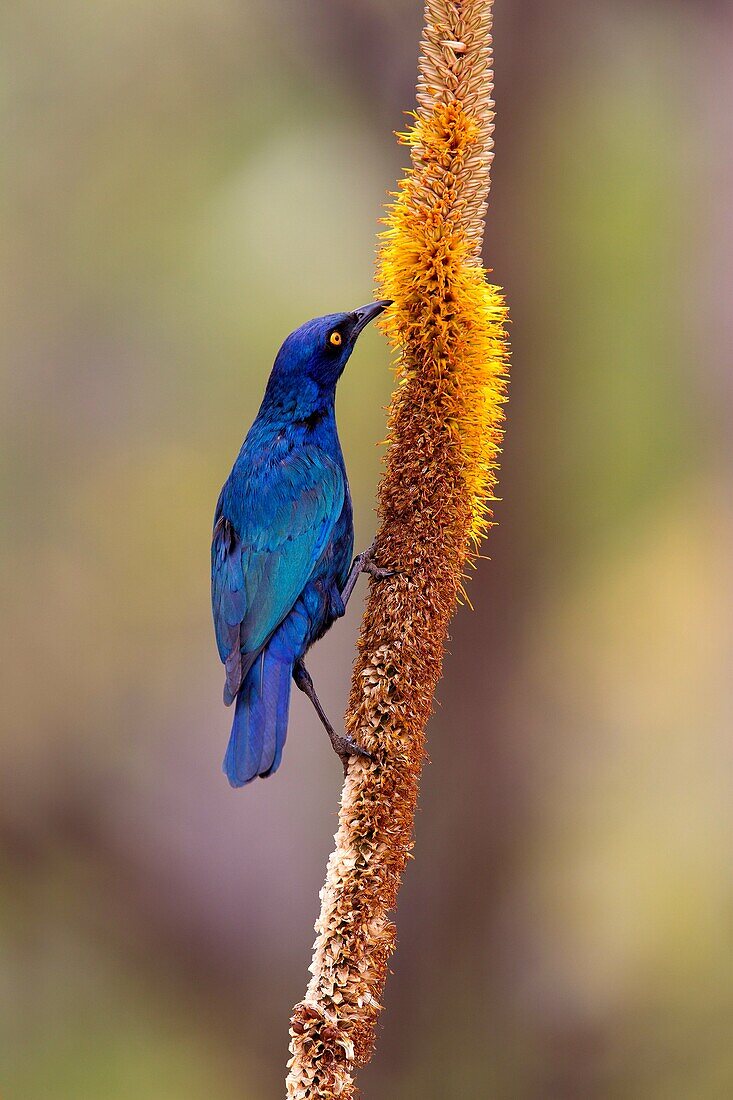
[212,303,389,786]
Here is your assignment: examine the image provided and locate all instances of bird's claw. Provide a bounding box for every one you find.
[364,561,398,582]
[331,733,375,776]
[361,542,399,583]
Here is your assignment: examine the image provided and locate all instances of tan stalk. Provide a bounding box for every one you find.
[287,2,508,1096]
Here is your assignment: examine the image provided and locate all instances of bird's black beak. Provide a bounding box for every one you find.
[349,299,393,339]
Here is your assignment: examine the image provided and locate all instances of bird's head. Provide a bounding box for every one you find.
[267,301,392,403]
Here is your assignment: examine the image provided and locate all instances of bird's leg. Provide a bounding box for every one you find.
[293,660,374,775]
[341,540,397,608]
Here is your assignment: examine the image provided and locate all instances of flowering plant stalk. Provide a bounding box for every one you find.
[286,2,508,1095]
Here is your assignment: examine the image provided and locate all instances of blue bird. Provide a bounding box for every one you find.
[212,301,392,787]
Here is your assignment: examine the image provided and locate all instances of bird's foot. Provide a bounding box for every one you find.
[341,541,398,607]
[360,541,399,583]
[363,558,398,582]
[329,730,375,776]
[293,659,375,776]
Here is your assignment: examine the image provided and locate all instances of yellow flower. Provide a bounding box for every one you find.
[287,5,508,1096]
[378,100,509,551]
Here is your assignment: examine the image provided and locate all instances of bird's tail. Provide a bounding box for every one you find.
[223,647,293,787]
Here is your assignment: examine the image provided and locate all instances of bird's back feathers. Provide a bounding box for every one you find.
[212,441,345,704]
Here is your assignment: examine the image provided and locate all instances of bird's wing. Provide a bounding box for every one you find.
[211,446,344,704]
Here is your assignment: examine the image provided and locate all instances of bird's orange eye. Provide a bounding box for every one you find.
[329,331,342,347]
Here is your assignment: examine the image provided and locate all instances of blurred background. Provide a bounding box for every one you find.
[1,1,731,1096]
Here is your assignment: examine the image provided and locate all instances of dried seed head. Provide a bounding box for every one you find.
[286,4,508,1096]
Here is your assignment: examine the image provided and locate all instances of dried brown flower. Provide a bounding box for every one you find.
[286,3,508,1096]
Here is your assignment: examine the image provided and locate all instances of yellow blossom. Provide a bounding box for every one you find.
[287,4,508,1096]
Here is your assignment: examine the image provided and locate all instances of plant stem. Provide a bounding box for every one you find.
[286,3,508,1096]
